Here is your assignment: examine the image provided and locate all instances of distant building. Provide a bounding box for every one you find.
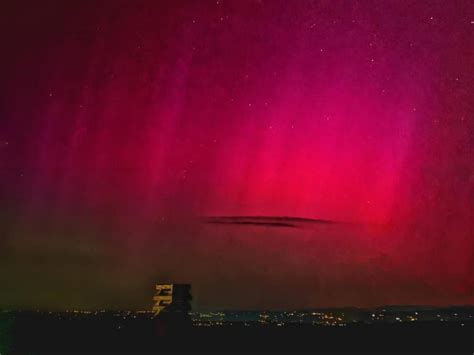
[152,284,174,316]
[152,284,192,333]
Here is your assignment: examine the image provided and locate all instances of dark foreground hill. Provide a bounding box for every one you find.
[1,311,473,353]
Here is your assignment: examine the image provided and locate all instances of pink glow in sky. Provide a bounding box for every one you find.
[0,0,473,309]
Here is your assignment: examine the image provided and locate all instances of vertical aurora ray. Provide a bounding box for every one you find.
[0,0,473,309]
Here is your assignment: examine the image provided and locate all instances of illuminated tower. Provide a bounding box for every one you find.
[153,284,174,316]
[153,283,192,332]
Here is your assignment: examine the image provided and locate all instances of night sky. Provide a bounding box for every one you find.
[1,0,473,310]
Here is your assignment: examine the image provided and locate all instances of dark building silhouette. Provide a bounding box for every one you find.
[153,284,192,334]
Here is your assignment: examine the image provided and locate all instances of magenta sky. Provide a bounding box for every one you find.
[1,0,473,310]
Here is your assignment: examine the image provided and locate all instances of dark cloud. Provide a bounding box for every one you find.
[203,216,344,228]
